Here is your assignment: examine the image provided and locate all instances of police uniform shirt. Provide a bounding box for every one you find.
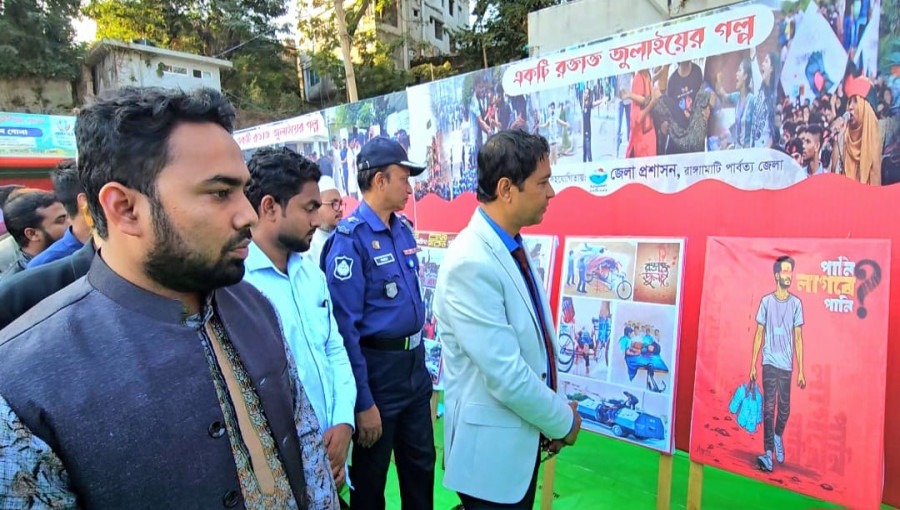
[323,200,426,413]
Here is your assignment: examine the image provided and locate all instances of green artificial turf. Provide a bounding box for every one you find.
[362,418,892,509]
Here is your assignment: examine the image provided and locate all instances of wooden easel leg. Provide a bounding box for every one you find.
[656,453,673,510]
[540,457,556,510]
[686,460,704,510]
[430,391,439,425]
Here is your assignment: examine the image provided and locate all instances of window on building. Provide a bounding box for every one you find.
[433,19,444,40]
[162,64,188,75]
[193,69,202,78]
[306,68,321,87]
[449,0,455,16]
[412,8,419,17]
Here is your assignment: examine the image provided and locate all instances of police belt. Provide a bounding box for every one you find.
[359,334,420,351]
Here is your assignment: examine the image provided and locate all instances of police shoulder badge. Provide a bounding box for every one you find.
[333,256,354,281]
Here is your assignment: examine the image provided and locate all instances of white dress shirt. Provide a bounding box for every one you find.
[306,228,333,270]
[244,241,356,432]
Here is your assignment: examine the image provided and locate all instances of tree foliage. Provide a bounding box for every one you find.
[452,0,562,72]
[0,0,83,80]
[84,0,305,117]
[297,0,414,101]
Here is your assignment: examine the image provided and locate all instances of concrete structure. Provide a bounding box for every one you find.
[297,0,469,101]
[528,0,743,57]
[85,39,233,97]
[0,78,75,114]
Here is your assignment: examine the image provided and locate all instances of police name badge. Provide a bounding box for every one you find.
[333,256,354,281]
[374,253,395,266]
[384,281,399,299]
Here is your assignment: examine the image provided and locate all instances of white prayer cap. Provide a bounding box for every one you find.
[318,175,338,194]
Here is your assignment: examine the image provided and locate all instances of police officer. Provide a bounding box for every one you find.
[323,136,434,510]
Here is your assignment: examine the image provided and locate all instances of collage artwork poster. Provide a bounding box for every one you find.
[229,0,900,202]
[690,237,891,508]
[556,237,685,453]
[417,231,556,390]
[408,0,900,201]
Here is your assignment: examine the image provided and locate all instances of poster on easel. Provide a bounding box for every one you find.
[690,237,890,509]
[416,231,458,390]
[556,237,684,453]
[522,234,557,294]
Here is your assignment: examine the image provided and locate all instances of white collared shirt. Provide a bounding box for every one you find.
[305,228,333,270]
[244,242,356,432]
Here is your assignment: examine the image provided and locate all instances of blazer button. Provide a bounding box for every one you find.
[222,489,241,508]
[208,421,226,439]
[541,373,547,380]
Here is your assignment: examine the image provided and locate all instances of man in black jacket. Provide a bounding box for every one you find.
[0,238,96,330]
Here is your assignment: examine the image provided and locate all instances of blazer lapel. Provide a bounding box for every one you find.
[468,212,541,333]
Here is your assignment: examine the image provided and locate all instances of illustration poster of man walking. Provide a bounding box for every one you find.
[750,255,805,473]
[691,237,891,509]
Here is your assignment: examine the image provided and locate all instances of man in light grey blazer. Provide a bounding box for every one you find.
[434,130,581,509]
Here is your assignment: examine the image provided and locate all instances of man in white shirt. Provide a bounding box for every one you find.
[307,176,344,267]
[243,146,357,489]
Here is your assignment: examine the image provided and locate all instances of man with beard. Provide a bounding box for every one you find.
[243,147,356,494]
[323,136,434,510]
[307,175,344,267]
[750,255,806,473]
[0,190,68,279]
[27,160,92,268]
[0,87,338,509]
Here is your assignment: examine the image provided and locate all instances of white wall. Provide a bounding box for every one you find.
[93,50,224,96]
[528,0,666,57]
[648,0,744,18]
[527,0,743,57]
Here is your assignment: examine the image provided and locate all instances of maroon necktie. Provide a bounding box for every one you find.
[511,247,557,391]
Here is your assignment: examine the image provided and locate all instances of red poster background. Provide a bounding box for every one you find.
[690,237,890,508]
[411,174,900,506]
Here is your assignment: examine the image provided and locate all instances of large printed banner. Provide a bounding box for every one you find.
[0,112,76,159]
[690,237,891,508]
[233,111,327,151]
[234,0,898,198]
[416,231,457,390]
[234,92,411,201]
[407,0,900,200]
[502,4,772,95]
[324,91,410,199]
[556,237,685,453]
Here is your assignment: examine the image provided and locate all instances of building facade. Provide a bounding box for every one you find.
[85,39,233,97]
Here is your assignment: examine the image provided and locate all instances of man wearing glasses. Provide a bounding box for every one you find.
[308,175,344,267]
